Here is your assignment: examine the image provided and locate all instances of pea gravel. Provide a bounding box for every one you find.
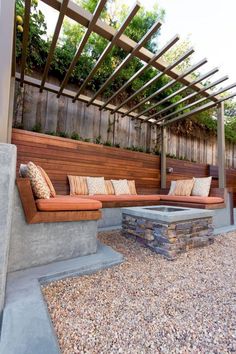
[42,231,236,354]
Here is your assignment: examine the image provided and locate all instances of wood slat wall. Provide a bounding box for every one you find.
[12,129,236,206]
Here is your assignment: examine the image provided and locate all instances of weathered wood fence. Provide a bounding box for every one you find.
[13,80,236,168]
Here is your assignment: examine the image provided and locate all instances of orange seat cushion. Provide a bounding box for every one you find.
[78,194,161,202]
[36,196,102,211]
[160,195,224,204]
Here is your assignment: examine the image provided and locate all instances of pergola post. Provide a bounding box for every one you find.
[161,126,167,188]
[217,102,226,188]
[0,0,15,143]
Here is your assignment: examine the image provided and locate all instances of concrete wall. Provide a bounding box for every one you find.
[0,144,16,317]
[8,188,98,272]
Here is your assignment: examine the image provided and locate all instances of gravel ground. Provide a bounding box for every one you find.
[42,231,236,354]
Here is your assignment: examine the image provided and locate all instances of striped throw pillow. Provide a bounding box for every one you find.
[128,180,137,195]
[68,175,88,195]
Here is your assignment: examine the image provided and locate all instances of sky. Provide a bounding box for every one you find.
[39,0,236,88]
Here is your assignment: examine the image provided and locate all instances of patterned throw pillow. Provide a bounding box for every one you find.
[26,161,51,199]
[68,176,88,195]
[111,179,131,195]
[191,177,212,197]
[174,179,194,196]
[87,177,107,195]
[128,180,137,195]
[105,180,115,195]
[37,166,56,197]
[168,181,176,195]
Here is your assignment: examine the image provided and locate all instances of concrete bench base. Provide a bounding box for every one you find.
[8,189,98,272]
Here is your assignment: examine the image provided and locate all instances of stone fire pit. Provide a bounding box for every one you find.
[122,206,214,260]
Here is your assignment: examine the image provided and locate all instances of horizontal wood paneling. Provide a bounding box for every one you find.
[12,129,236,206]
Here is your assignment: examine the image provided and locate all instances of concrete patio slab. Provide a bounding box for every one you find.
[0,242,123,354]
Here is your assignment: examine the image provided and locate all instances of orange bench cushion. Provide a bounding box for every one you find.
[160,195,224,204]
[78,194,161,202]
[36,196,102,211]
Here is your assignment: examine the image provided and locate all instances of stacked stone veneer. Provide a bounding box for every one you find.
[122,214,214,260]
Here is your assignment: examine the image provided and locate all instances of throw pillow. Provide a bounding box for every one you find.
[26,161,51,199]
[105,180,115,195]
[37,166,56,197]
[191,176,212,197]
[19,163,28,178]
[68,176,88,195]
[87,177,107,195]
[168,181,176,195]
[111,179,131,195]
[128,180,137,195]
[174,179,194,196]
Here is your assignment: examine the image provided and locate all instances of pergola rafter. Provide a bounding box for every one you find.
[71,2,141,102]
[155,81,236,125]
[86,20,163,106]
[99,34,180,111]
[149,75,229,123]
[15,0,236,127]
[130,58,208,121]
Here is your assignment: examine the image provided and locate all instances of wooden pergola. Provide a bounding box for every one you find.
[1,0,236,189]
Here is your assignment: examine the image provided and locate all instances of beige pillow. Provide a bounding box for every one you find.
[111,179,130,195]
[168,181,176,195]
[87,177,107,195]
[105,180,115,195]
[68,176,88,195]
[26,161,51,199]
[128,180,137,195]
[192,177,212,197]
[174,179,194,196]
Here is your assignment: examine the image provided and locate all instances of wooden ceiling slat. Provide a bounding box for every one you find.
[161,93,236,126]
[86,21,162,106]
[57,0,107,98]
[132,58,208,121]
[120,47,194,118]
[40,0,69,92]
[151,75,229,123]
[72,2,140,102]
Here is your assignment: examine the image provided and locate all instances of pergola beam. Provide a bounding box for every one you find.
[157,81,236,123]
[104,35,180,113]
[87,21,162,106]
[57,0,107,98]
[72,2,141,102]
[40,0,69,92]
[134,58,208,121]
[120,47,194,118]
[152,75,229,123]
[15,72,153,121]
[160,92,236,127]
[20,0,31,87]
[141,68,219,124]
[41,0,219,102]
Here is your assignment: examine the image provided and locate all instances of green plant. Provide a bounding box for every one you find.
[45,130,57,136]
[94,135,102,144]
[71,131,81,140]
[114,143,120,148]
[58,131,69,138]
[32,122,42,133]
[103,141,112,146]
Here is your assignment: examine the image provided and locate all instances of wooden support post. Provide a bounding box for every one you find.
[0,0,15,143]
[217,102,226,188]
[161,126,167,188]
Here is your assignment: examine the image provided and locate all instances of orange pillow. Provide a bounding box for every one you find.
[174,179,194,196]
[128,180,137,195]
[105,180,115,195]
[37,166,56,197]
[68,175,88,195]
